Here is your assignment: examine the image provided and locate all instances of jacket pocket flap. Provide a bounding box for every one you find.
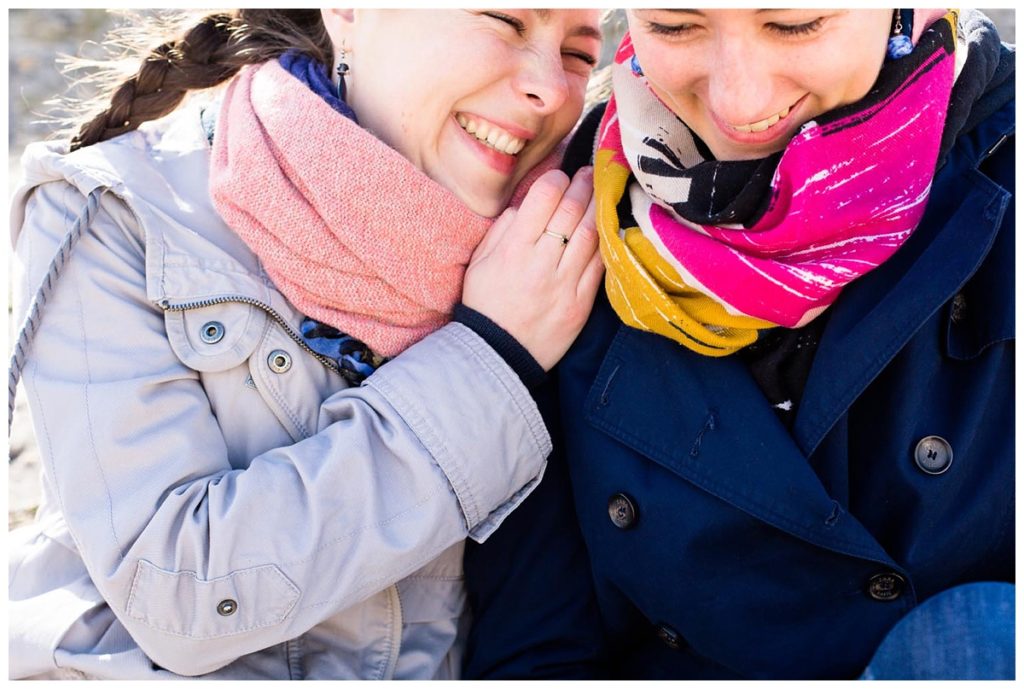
[126,560,299,639]
[165,302,268,372]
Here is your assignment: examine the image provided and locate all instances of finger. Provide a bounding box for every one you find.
[510,169,570,244]
[470,207,516,264]
[576,242,606,302]
[556,192,597,275]
[541,166,594,246]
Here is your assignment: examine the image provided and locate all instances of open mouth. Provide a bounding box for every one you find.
[456,113,527,156]
[728,103,795,134]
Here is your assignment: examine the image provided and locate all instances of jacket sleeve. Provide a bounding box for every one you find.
[462,375,607,678]
[13,181,551,676]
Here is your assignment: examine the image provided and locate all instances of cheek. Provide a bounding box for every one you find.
[813,36,887,108]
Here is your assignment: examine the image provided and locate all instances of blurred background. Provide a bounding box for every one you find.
[5,8,1017,528]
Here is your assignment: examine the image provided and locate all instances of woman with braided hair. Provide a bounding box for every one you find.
[8,9,603,679]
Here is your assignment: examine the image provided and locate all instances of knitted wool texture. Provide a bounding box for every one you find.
[210,60,558,356]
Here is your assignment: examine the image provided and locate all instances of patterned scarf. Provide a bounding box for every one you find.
[595,11,959,356]
[209,57,558,359]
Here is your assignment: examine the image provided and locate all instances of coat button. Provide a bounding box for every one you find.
[867,572,906,601]
[607,493,637,529]
[268,350,292,373]
[655,623,683,651]
[200,321,225,344]
[950,293,967,323]
[216,598,238,616]
[914,436,953,475]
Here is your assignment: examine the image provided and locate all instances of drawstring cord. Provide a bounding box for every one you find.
[9,188,104,434]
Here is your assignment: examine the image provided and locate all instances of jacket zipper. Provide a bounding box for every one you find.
[158,296,341,375]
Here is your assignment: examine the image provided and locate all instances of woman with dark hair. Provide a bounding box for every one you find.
[8,8,603,679]
[465,8,1014,680]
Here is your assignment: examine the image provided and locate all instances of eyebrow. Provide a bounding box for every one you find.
[534,8,603,42]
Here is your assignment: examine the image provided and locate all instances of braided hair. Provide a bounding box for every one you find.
[67,9,333,151]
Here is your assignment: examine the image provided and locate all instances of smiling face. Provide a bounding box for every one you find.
[323,9,602,217]
[627,9,892,161]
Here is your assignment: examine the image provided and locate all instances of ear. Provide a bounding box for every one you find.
[320,9,356,52]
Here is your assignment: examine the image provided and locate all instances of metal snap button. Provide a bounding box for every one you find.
[200,321,225,344]
[914,436,953,475]
[866,572,906,601]
[607,492,638,530]
[216,598,238,616]
[268,350,292,374]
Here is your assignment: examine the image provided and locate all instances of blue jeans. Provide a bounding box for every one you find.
[861,582,1014,680]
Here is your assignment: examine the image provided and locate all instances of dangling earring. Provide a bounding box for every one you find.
[336,42,351,101]
[886,9,913,60]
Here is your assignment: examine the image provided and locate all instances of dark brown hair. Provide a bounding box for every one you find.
[66,9,332,151]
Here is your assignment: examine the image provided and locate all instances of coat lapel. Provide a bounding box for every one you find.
[794,159,1011,457]
[584,324,892,563]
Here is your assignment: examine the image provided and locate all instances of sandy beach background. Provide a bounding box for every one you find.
[7,9,1016,529]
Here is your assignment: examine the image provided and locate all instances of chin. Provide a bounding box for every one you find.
[463,189,512,219]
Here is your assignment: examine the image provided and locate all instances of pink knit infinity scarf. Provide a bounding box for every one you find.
[210,60,555,356]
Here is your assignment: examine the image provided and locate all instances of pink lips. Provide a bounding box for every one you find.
[453,114,526,175]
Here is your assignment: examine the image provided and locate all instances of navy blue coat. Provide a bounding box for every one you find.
[464,47,1015,680]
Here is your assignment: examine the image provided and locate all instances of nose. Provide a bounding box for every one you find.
[706,37,777,126]
[513,47,570,114]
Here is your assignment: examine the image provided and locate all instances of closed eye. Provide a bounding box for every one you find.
[483,11,526,36]
[644,21,700,37]
[564,50,597,68]
[766,18,825,37]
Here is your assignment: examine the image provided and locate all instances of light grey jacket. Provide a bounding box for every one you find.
[8,103,551,680]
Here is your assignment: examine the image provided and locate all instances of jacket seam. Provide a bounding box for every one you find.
[62,186,126,559]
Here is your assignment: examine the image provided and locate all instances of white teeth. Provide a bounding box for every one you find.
[731,104,792,133]
[456,113,526,156]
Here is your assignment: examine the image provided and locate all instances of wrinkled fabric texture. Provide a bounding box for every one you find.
[594,12,962,355]
[8,101,552,679]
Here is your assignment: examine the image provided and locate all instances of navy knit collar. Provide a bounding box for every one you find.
[278,49,359,123]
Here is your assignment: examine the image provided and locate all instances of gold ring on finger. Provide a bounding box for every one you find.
[543,230,570,246]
